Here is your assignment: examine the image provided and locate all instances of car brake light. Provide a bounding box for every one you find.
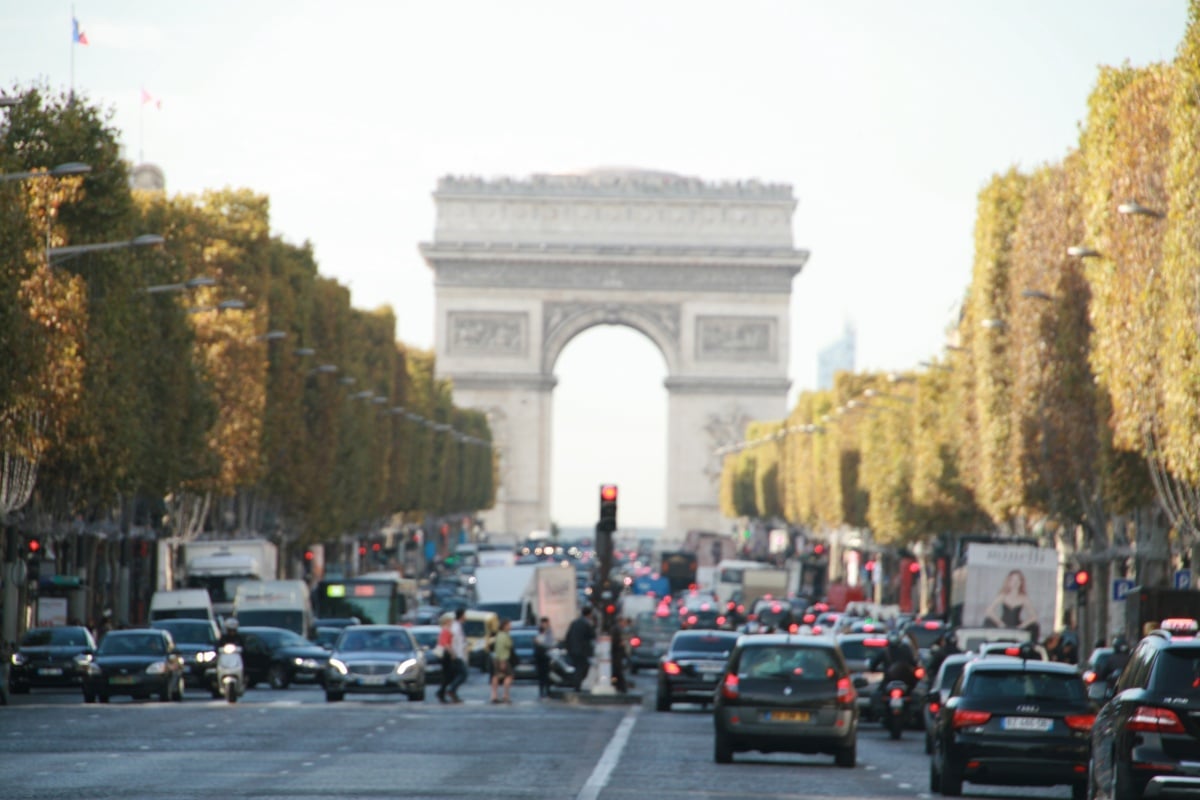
[811,626,823,635]
[952,709,992,728]
[771,604,782,614]
[836,676,855,705]
[717,616,727,627]
[663,661,682,675]
[890,687,904,699]
[924,621,941,629]
[1082,670,1097,684]
[1004,646,1020,656]
[1064,714,1096,731]
[803,614,815,624]
[629,636,642,648]
[914,667,925,680]
[722,673,740,699]
[1128,706,1186,734]
[788,623,799,634]
[726,602,735,611]
[687,616,698,626]
[929,701,940,714]
[863,638,888,647]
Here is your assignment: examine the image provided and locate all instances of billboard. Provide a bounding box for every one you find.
[961,544,1058,640]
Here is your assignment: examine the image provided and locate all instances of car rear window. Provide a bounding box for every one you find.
[1151,648,1200,696]
[838,639,887,662]
[965,670,1085,702]
[672,633,736,654]
[935,660,968,689]
[739,646,838,680]
[635,613,680,634]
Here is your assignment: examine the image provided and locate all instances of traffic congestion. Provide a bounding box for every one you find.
[8,531,1200,800]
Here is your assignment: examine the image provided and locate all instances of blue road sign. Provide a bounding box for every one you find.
[1176,569,1193,590]
[1112,578,1135,602]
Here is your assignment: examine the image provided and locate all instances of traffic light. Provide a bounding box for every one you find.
[21,536,41,561]
[598,484,618,534]
[303,549,315,580]
[1074,569,1091,594]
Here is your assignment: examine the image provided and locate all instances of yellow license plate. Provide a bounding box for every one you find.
[768,710,810,722]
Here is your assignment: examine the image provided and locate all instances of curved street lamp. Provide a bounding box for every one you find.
[1,161,92,184]
[142,275,216,295]
[49,233,164,266]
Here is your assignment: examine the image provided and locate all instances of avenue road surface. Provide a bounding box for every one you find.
[3,677,1077,800]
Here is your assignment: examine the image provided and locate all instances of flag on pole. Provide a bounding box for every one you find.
[72,17,88,45]
[141,88,162,110]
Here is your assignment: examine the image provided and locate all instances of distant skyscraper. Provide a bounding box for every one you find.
[817,320,856,390]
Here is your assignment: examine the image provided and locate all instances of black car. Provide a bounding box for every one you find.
[150,619,221,688]
[835,633,889,720]
[240,626,329,689]
[656,630,739,711]
[80,628,185,703]
[324,624,426,702]
[8,625,96,692]
[629,611,681,672]
[921,653,975,754]
[713,633,858,767]
[1090,621,1200,800]
[509,626,538,681]
[930,656,1093,799]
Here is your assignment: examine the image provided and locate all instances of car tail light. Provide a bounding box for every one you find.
[687,615,698,626]
[717,616,727,627]
[629,636,642,648]
[771,603,782,614]
[1128,706,1186,734]
[722,673,740,699]
[811,626,823,635]
[929,701,940,714]
[736,604,745,614]
[914,667,925,680]
[863,638,888,647]
[836,676,856,706]
[726,601,736,611]
[952,709,992,729]
[1004,646,1020,656]
[923,621,941,630]
[663,661,682,676]
[1082,670,1097,684]
[788,623,799,634]
[803,614,816,624]
[1064,714,1096,731]
[890,687,904,699]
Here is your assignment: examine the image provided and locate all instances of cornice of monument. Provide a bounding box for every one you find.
[663,375,792,395]
[444,372,558,392]
[435,169,795,203]
[420,242,808,273]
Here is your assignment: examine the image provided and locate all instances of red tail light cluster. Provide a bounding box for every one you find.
[914,667,926,680]
[929,701,940,714]
[889,687,904,699]
[952,709,992,729]
[722,673,740,699]
[1128,706,1185,734]
[629,636,642,648]
[1081,670,1097,684]
[662,661,682,676]
[1064,714,1096,732]
[836,676,856,706]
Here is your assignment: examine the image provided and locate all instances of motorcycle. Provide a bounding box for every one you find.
[546,646,578,691]
[210,644,244,704]
[882,679,913,740]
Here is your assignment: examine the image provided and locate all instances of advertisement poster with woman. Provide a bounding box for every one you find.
[962,544,1058,642]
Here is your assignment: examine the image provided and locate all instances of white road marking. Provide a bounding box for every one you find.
[576,706,640,800]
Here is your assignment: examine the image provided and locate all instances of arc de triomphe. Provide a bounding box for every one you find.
[419,169,808,542]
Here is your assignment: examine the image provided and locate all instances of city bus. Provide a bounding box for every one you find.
[312,572,419,625]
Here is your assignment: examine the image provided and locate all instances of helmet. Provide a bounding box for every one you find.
[1112,635,1129,653]
[224,618,239,633]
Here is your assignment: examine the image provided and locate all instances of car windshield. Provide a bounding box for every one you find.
[966,670,1085,702]
[411,629,440,647]
[905,625,946,649]
[1151,648,1200,696]
[671,634,735,655]
[338,629,413,653]
[254,629,310,649]
[739,646,838,680]
[20,628,89,647]
[152,622,216,645]
[98,633,167,656]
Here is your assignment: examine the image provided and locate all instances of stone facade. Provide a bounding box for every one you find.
[420,169,808,543]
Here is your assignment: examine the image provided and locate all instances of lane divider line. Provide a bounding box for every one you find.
[576,706,640,800]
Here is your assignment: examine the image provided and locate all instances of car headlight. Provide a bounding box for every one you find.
[329,658,348,675]
[196,650,217,664]
[11,653,25,666]
[395,658,418,676]
[294,658,320,670]
[73,653,93,667]
[145,661,168,675]
[87,663,102,676]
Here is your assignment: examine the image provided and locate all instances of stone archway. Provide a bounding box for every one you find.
[420,169,808,542]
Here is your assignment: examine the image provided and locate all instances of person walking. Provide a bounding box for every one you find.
[565,606,596,691]
[435,614,455,703]
[490,618,515,704]
[534,616,555,698]
[447,608,468,703]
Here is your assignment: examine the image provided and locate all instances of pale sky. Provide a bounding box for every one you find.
[2,1,1190,530]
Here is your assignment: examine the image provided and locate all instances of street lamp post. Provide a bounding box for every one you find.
[0,161,91,184]
[49,233,165,266]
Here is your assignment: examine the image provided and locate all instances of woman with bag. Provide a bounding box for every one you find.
[435,615,455,703]
[489,618,515,704]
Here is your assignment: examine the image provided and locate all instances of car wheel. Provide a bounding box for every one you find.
[714,729,733,764]
[268,665,289,690]
[1111,763,1132,800]
[173,679,184,702]
[940,751,963,797]
[655,681,670,712]
[409,685,426,702]
[1072,782,1087,800]
[98,693,109,704]
[835,740,856,768]
[83,691,95,704]
[210,685,222,699]
[325,690,344,702]
[11,683,29,695]
[159,683,171,702]
[930,757,941,793]
[924,731,933,755]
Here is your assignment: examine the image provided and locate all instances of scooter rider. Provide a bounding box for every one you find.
[883,633,919,691]
[219,618,244,649]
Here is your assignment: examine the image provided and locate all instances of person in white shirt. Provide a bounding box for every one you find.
[447,608,468,702]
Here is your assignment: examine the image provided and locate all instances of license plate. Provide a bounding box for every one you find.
[109,676,136,685]
[767,710,811,722]
[358,675,387,686]
[1002,716,1052,731]
[38,667,63,676]
[889,697,905,710]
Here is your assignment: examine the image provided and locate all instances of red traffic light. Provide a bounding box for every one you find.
[813,543,825,556]
[358,545,367,556]
[27,538,40,554]
[865,560,876,571]
[908,561,921,574]
[600,484,618,502]
[304,550,315,561]
[372,542,381,552]
[1075,569,1090,587]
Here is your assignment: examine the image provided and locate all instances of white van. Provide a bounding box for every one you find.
[149,589,216,624]
[234,580,313,637]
